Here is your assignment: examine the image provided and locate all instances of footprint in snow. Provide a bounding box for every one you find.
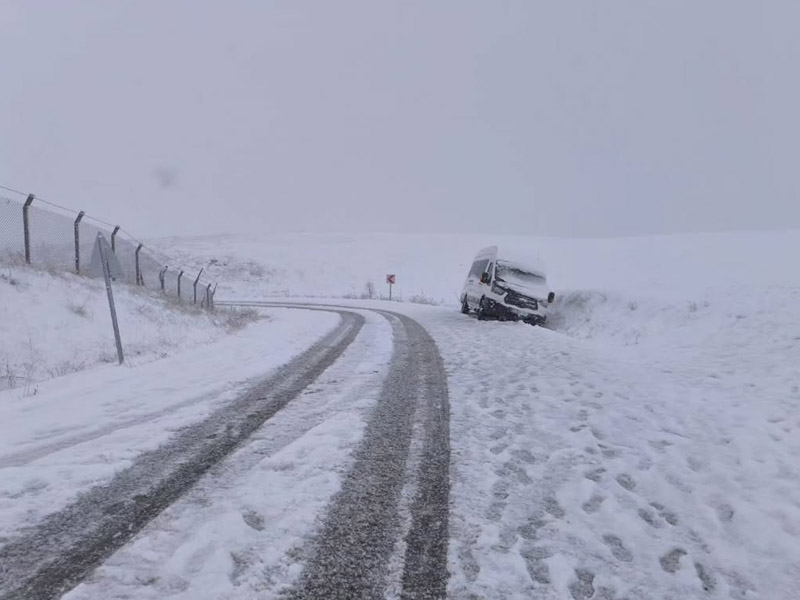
[510,448,537,464]
[648,439,673,453]
[488,427,508,441]
[715,502,735,522]
[486,481,510,521]
[659,548,687,573]
[518,517,547,541]
[229,549,253,585]
[687,455,706,472]
[486,501,506,523]
[638,508,661,528]
[695,561,717,592]
[544,497,565,519]
[569,568,595,600]
[490,443,509,455]
[241,509,265,531]
[602,534,633,562]
[510,463,533,485]
[585,467,606,482]
[520,545,552,584]
[457,546,480,583]
[582,495,605,514]
[601,447,621,459]
[615,473,636,491]
[665,473,692,493]
[650,501,679,525]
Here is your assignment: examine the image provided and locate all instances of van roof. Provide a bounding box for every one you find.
[473,245,547,277]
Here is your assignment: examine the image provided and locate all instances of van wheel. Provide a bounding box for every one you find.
[476,297,488,321]
[461,298,470,314]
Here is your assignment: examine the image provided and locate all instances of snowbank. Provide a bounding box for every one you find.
[0,257,256,392]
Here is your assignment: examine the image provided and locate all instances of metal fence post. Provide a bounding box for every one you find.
[23,194,35,264]
[96,233,124,365]
[193,268,204,304]
[177,270,184,299]
[74,211,85,273]
[111,226,120,252]
[210,282,217,311]
[205,283,212,309]
[135,244,143,285]
[159,266,168,292]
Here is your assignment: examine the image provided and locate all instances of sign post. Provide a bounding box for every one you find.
[386,274,396,301]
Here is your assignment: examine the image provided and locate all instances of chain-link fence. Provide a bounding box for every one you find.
[0,184,217,308]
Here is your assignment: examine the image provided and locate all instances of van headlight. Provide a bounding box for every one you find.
[492,282,507,295]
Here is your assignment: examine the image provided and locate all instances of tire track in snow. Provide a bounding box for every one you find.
[277,307,451,600]
[0,310,363,600]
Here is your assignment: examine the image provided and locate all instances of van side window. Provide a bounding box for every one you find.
[469,259,488,278]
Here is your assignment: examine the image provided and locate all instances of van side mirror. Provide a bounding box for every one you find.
[480,273,490,284]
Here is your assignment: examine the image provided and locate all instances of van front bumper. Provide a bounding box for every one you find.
[484,298,547,326]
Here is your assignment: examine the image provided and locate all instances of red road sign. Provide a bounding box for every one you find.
[386,274,396,284]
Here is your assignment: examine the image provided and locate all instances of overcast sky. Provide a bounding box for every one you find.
[1,1,798,238]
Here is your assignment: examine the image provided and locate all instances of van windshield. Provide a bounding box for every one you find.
[495,261,546,288]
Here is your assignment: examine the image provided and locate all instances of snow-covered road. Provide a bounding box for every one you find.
[0,308,339,543]
[2,298,798,599]
[1,303,454,600]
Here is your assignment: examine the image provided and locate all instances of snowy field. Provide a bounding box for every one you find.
[2,229,799,598]
[153,229,800,302]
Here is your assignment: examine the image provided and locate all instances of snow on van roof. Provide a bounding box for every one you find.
[474,244,547,277]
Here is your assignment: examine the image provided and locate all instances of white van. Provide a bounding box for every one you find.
[460,246,554,325]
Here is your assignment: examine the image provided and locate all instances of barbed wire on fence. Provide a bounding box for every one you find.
[0,183,217,309]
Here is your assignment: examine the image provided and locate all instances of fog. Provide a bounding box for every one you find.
[1,1,798,238]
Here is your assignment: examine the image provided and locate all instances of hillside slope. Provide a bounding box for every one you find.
[0,257,252,392]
